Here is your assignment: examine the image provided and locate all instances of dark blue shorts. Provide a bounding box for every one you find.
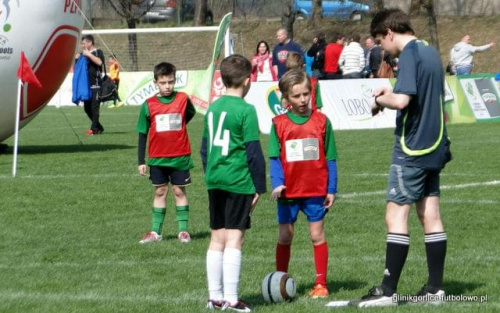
[149,166,191,186]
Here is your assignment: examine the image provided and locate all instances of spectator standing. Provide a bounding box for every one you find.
[251,40,277,82]
[75,35,105,136]
[272,28,303,79]
[450,35,494,75]
[323,33,345,80]
[338,34,365,79]
[306,33,327,79]
[365,36,382,78]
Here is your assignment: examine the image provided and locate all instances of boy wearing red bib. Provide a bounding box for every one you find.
[137,62,196,244]
[269,69,338,299]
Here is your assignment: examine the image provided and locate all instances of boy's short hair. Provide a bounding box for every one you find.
[285,51,304,71]
[220,54,252,88]
[370,8,415,38]
[153,62,176,81]
[81,34,94,44]
[278,69,311,100]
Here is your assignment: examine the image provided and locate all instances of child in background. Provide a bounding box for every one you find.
[285,52,322,111]
[136,62,196,244]
[108,54,123,108]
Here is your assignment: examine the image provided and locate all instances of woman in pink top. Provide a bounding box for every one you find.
[251,40,278,82]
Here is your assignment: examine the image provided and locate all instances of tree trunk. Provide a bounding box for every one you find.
[281,0,295,40]
[194,0,208,26]
[126,18,138,71]
[308,0,322,29]
[422,0,440,51]
[373,0,384,12]
[410,0,421,16]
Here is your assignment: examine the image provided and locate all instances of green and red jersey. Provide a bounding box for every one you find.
[136,92,195,170]
[269,110,337,198]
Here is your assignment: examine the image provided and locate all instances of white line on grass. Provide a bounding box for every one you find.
[0,290,198,304]
[0,173,136,179]
[340,180,500,199]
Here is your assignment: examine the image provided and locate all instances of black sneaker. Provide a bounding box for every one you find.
[410,284,445,305]
[206,299,224,310]
[221,300,251,312]
[350,285,397,308]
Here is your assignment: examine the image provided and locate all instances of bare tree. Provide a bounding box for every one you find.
[308,0,322,29]
[105,0,141,71]
[421,0,439,51]
[281,0,296,40]
[194,0,208,26]
[373,0,384,12]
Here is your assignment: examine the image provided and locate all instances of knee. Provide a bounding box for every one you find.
[172,185,186,199]
[155,186,168,198]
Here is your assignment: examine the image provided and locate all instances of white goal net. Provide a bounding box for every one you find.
[82,27,221,72]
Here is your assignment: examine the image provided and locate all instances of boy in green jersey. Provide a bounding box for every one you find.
[136,62,196,244]
[201,55,266,312]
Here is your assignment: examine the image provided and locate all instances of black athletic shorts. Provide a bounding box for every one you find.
[208,189,253,230]
[149,166,191,186]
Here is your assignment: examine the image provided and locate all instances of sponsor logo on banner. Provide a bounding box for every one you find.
[340,83,374,121]
[125,71,187,105]
[266,85,287,116]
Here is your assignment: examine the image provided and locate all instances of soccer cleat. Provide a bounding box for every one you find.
[178,231,191,243]
[351,285,397,307]
[308,284,329,298]
[221,300,251,312]
[139,231,162,244]
[115,101,125,107]
[85,129,94,136]
[411,284,445,305]
[206,299,224,310]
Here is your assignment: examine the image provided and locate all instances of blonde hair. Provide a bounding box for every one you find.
[285,51,304,71]
[278,69,311,100]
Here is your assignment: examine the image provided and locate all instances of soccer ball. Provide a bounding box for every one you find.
[262,271,297,303]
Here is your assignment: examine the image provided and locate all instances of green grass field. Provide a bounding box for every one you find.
[0,106,499,313]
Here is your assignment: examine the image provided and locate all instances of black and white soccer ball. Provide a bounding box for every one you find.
[262,271,297,303]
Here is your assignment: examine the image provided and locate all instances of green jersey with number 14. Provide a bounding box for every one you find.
[202,95,261,194]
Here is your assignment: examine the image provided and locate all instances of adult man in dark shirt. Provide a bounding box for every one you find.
[272,28,303,79]
[364,36,382,78]
[76,35,105,136]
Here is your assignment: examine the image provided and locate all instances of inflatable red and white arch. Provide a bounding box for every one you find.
[0,0,85,142]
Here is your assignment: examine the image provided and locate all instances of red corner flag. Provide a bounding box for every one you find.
[17,51,42,88]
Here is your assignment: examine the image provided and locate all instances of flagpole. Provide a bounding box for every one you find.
[12,79,23,177]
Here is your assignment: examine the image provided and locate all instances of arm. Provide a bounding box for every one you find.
[200,136,207,173]
[185,99,196,124]
[472,42,494,52]
[245,141,267,195]
[270,157,286,201]
[83,49,103,66]
[324,119,338,209]
[371,88,411,116]
[138,133,147,175]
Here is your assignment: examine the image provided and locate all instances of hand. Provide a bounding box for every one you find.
[371,96,384,116]
[490,41,495,48]
[250,193,260,214]
[324,194,335,209]
[271,185,286,201]
[138,164,147,176]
